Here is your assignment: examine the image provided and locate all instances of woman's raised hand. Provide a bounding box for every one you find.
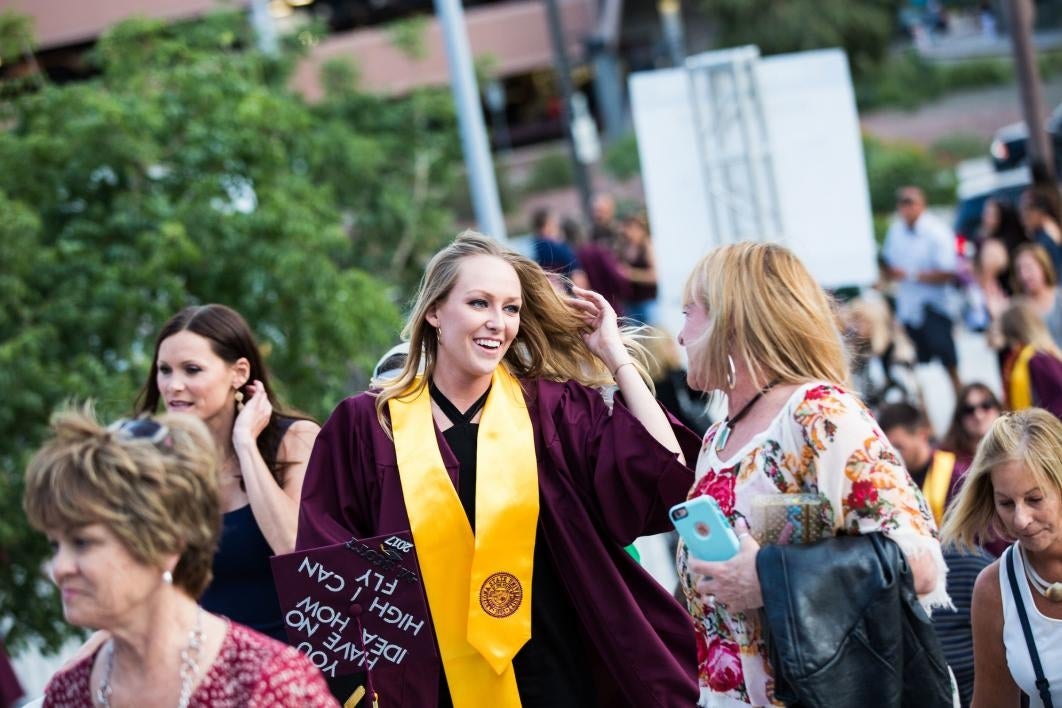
[232,379,272,448]
[569,286,629,372]
[690,519,763,612]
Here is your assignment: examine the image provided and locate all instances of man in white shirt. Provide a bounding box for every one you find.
[882,186,962,395]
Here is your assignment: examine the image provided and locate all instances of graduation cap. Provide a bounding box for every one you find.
[270,531,437,706]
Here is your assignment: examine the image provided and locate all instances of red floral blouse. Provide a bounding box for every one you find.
[42,621,338,707]
[677,383,950,707]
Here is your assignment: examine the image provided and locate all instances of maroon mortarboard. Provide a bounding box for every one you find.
[270,531,437,705]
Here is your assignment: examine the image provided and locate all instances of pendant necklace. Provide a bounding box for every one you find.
[714,379,780,453]
[1020,544,1062,602]
[96,606,205,707]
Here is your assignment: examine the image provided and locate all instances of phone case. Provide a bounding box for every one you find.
[670,496,740,561]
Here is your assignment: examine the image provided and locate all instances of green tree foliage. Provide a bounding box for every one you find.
[0,11,464,652]
[698,0,901,76]
[862,135,957,215]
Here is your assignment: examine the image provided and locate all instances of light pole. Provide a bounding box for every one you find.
[249,0,279,56]
[544,0,594,224]
[658,0,686,67]
[1004,0,1055,184]
[434,0,508,240]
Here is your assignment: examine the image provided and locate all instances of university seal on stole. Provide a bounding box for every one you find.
[479,572,523,618]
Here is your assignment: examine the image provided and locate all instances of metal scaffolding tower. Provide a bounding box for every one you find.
[685,46,784,245]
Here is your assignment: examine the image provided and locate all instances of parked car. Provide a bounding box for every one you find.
[989,103,1062,175]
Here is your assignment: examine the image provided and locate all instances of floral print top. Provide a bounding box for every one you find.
[44,622,339,707]
[677,383,950,708]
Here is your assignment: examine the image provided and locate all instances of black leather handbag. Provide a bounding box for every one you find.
[756,532,954,708]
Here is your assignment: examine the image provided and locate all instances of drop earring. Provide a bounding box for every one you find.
[234,389,245,412]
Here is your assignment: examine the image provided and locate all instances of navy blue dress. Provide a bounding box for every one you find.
[200,418,295,643]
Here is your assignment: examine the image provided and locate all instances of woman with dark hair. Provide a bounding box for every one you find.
[940,384,1003,479]
[981,198,1027,266]
[939,383,1009,557]
[617,213,658,325]
[1021,187,1062,277]
[136,304,320,641]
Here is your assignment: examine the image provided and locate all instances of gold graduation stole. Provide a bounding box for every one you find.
[1008,344,1036,411]
[389,366,537,707]
[922,450,955,526]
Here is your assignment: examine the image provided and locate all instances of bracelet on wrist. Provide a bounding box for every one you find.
[611,361,636,378]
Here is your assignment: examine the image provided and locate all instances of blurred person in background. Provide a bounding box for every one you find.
[941,383,1007,558]
[879,401,998,707]
[999,300,1062,419]
[1010,244,1062,349]
[563,217,629,317]
[370,342,412,387]
[642,326,712,436]
[590,192,619,246]
[1021,188,1062,278]
[677,242,950,707]
[942,409,1062,708]
[940,384,1004,480]
[0,640,21,708]
[530,207,588,293]
[968,237,1011,334]
[878,402,960,524]
[23,407,336,706]
[980,199,1027,266]
[617,213,658,326]
[882,186,962,395]
[137,304,320,641]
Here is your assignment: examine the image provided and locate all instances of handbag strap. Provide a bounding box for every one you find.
[1006,545,1054,708]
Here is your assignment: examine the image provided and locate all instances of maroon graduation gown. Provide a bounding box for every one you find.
[296,377,699,707]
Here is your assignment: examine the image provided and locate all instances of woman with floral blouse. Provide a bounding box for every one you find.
[675,242,951,707]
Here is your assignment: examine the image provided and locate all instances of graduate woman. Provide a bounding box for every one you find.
[296,232,699,707]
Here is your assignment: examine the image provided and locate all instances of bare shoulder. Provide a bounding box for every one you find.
[279,419,321,456]
[972,558,1003,609]
[285,418,321,439]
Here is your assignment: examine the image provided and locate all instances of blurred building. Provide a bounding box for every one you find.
[4,0,592,148]
[4,0,714,148]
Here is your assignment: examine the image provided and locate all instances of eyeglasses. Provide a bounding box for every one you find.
[897,197,916,207]
[107,417,171,445]
[960,401,997,417]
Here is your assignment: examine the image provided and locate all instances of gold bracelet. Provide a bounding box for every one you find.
[611,361,636,378]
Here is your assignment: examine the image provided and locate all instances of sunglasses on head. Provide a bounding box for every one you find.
[960,401,996,417]
[107,417,171,445]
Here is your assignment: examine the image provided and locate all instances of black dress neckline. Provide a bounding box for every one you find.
[429,381,491,427]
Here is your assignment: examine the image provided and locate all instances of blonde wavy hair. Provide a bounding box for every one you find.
[683,241,850,391]
[23,405,222,598]
[375,231,647,430]
[942,408,1062,550]
[1000,299,1062,359]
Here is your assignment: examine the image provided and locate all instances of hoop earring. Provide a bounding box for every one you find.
[726,355,737,390]
[234,389,245,412]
